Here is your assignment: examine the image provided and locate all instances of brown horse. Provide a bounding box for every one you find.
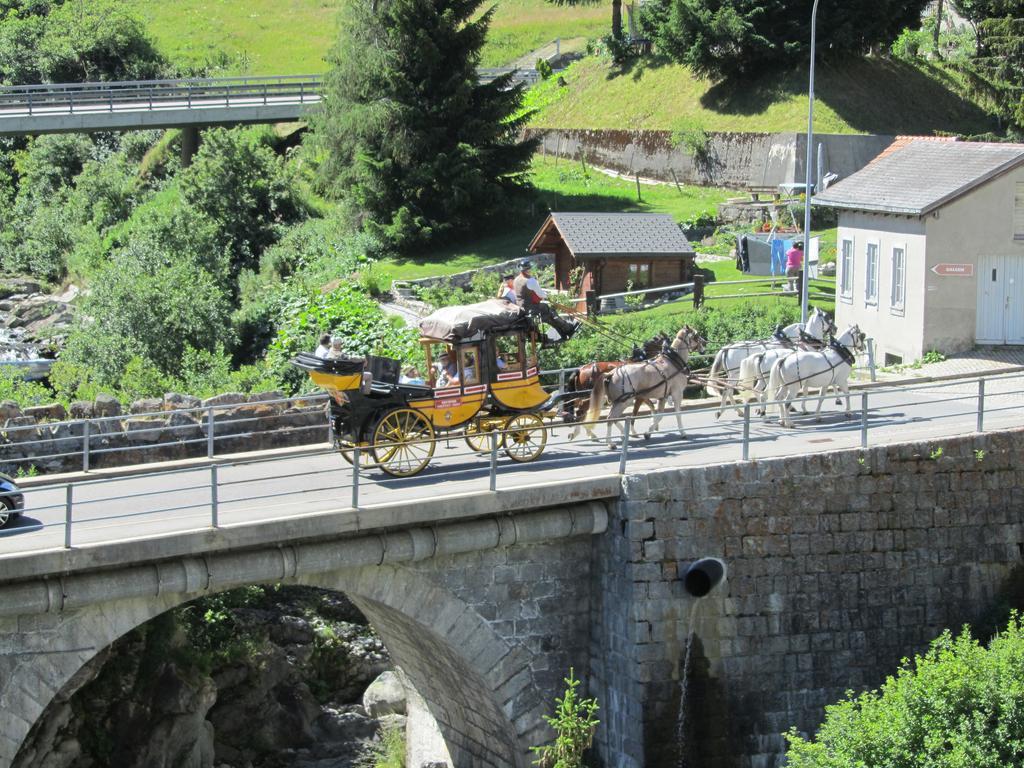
[561,334,669,426]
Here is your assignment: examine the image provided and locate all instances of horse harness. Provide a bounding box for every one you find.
[611,344,691,404]
[775,338,857,388]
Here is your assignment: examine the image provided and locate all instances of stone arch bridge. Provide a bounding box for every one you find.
[3,427,1024,767]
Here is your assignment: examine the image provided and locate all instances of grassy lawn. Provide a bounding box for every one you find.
[379,157,737,280]
[126,0,610,74]
[601,258,835,327]
[530,55,997,135]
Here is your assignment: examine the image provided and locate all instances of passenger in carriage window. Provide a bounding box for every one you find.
[400,366,425,385]
[462,351,478,385]
[437,350,460,386]
[315,333,331,359]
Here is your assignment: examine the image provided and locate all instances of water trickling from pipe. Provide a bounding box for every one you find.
[675,599,702,768]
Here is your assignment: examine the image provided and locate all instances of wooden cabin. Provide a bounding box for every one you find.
[527,213,696,306]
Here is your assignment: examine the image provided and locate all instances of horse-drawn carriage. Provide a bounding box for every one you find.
[293,299,570,477]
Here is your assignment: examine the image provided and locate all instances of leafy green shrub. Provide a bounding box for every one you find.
[267,284,419,392]
[531,668,599,768]
[178,127,308,280]
[59,244,234,388]
[0,364,54,408]
[356,725,406,768]
[537,58,554,79]
[786,615,1024,768]
[892,27,927,59]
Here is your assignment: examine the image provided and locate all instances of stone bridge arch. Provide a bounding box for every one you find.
[0,503,608,768]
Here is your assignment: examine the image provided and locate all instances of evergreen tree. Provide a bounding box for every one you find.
[640,0,930,80]
[313,0,536,251]
[954,0,1024,130]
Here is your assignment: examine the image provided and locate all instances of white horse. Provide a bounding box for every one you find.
[706,307,833,418]
[573,326,705,446]
[736,347,797,415]
[766,324,866,427]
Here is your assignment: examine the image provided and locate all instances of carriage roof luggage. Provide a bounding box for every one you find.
[418,299,528,341]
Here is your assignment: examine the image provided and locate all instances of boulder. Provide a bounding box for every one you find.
[0,278,41,299]
[93,393,122,418]
[24,402,67,423]
[130,397,163,415]
[271,615,315,646]
[0,400,21,421]
[202,392,246,408]
[4,416,40,443]
[68,400,94,420]
[363,671,407,718]
[123,417,166,444]
[248,390,286,405]
[316,706,379,742]
[164,392,201,412]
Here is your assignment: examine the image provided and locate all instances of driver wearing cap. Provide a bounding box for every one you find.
[512,260,579,342]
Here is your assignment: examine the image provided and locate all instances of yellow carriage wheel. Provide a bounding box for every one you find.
[334,438,380,468]
[503,413,547,463]
[372,409,436,477]
[464,419,505,453]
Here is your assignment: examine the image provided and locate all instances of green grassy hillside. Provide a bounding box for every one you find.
[530,55,997,135]
[124,0,609,73]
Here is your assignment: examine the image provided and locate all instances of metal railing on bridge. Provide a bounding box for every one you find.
[2,370,1020,551]
[0,67,550,119]
[0,75,324,116]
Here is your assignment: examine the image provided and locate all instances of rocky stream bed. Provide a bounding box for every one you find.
[13,586,408,768]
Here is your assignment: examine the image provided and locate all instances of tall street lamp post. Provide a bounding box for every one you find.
[801,0,820,324]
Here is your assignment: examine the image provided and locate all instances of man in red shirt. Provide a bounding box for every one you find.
[512,260,579,341]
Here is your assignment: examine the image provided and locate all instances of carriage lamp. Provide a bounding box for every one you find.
[682,558,727,597]
[360,371,373,395]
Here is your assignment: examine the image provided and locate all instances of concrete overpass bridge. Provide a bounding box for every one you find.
[0,67,540,163]
[3,374,1024,767]
[0,76,322,164]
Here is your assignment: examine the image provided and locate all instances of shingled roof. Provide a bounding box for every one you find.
[528,213,695,260]
[813,141,1024,216]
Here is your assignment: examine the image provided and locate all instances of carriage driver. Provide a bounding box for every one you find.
[513,260,580,341]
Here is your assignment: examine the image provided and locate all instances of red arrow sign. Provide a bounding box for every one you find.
[931,263,974,277]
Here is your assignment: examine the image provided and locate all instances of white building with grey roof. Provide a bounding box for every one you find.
[813,140,1024,364]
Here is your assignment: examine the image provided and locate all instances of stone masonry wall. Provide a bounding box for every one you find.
[0,391,327,476]
[596,427,1024,768]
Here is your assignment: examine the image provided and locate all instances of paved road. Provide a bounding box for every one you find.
[1,373,1022,559]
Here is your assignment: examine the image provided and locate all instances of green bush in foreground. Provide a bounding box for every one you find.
[786,615,1024,768]
[532,668,599,768]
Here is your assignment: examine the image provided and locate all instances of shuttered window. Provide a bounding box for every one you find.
[1015,182,1024,241]
[890,245,906,313]
[840,239,854,300]
[865,241,879,305]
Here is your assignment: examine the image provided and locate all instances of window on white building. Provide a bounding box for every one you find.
[839,239,854,300]
[890,245,906,313]
[865,241,879,305]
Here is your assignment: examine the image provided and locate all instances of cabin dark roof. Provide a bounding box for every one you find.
[528,213,695,260]
[813,140,1024,216]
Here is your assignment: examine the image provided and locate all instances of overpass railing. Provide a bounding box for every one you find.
[0,393,332,475]
[0,367,582,476]
[2,370,1022,551]
[0,75,324,116]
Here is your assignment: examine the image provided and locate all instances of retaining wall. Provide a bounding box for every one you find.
[0,391,327,475]
[595,427,1024,767]
[526,129,895,191]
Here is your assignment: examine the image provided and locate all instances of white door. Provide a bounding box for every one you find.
[1005,256,1024,344]
[975,255,1024,344]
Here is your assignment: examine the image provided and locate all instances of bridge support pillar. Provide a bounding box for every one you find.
[180,125,200,167]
